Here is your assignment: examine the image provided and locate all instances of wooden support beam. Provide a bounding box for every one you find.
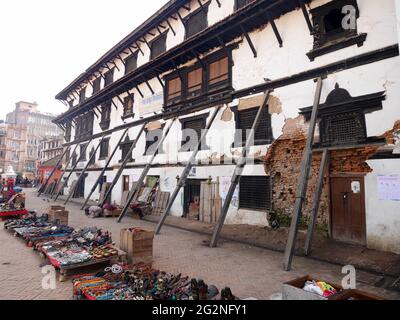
[183,4,191,11]
[155,106,222,234]
[176,11,186,27]
[240,25,257,57]
[144,79,155,95]
[135,42,145,56]
[117,54,126,66]
[282,77,324,271]
[300,0,314,34]
[116,95,125,106]
[156,26,162,35]
[210,91,272,247]
[217,36,234,66]
[170,14,178,21]
[111,60,120,72]
[148,31,156,37]
[54,138,93,202]
[111,99,119,110]
[270,20,283,47]
[126,90,135,102]
[304,149,330,256]
[117,118,177,222]
[159,23,167,29]
[136,85,144,98]
[99,123,147,208]
[64,135,108,205]
[197,0,204,9]
[166,19,176,36]
[50,142,81,200]
[81,128,130,210]
[37,146,71,196]
[157,76,165,88]
[216,0,221,8]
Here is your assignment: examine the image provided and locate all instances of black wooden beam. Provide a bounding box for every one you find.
[170,14,178,21]
[117,54,126,66]
[300,0,313,34]
[240,24,257,57]
[143,37,151,51]
[111,60,120,72]
[192,49,206,71]
[136,85,144,98]
[217,36,234,66]
[148,30,156,37]
[157,75,165,88]
[166,18,176,36]
[183,4,191,11]
[270,20,283,47]
[216,0,221,8]
[111,99,119,110]
[176,11,185,27]
[144,79,155,95]
[116,95,125,106]
[135,41,145,56]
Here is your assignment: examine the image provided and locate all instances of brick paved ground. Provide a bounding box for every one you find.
[0,188,399,300]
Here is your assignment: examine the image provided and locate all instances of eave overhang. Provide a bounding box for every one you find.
[54,0,310,124]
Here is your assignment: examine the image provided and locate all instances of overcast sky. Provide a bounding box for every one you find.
[0,0,168,120]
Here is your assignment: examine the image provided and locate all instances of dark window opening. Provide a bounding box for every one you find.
[123,96,134,117]
[235,0,254,11]
[180,115,208,152]
[100,101,111,130]
[79,88,86,104]
[88,147,96,165]
[71,152,77,167]
[150,33,167,60]
[79,144,87,162]
[93,77,101,94]
[235,106,273,146]
[104,69,114,87]
[68,100,74,110]
[99,176,107,193]
[65,121,72,142]
[185,7,208,39]
[119,135,134,162]
[125,53,138,74]
[239,176,271,211]
[99,138,110,159]
[308,0,364,60]
[75,112,94,140]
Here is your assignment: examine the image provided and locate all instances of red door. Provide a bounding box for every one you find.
[330,176,366,245]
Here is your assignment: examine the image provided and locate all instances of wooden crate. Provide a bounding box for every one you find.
[200,180,222,224]
[48,206,69,225]
[120,228,154,265]
[152,192,170,216]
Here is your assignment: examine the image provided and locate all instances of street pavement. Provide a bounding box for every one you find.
[0,188,399,300]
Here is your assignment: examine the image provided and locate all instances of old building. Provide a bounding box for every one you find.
[6,101,63,178]
[53,0,400,254]
[0,123,28,175]
[37,135,64,185]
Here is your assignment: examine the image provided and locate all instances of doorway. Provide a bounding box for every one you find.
[184,179,204,220]
[73,174,87,198]
[330,175,366,245]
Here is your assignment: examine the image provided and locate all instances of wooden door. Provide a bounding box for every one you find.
[330,176,366,245]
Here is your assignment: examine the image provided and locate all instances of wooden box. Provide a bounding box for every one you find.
[282,275,343,300]
[120,228,154,265]
[331,289,385,300]
[48,206,69,225]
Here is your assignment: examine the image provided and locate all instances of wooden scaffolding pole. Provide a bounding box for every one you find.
[53,138,93,202]
[49,143,80,199]
[210,91,272,247]
[63,135,108,205]
[37,145,70,196]
[80,128,129,210]
[117,118,177,223]
[98,123,147,208]
[304,148,330,256]
[155,106,223,235]
[282,77,323,271]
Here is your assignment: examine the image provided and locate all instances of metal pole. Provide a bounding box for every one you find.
[64,135,108,205]
[282,77,323,271]
[50,143,80,199]
[37,145,70,196]
[210,91,271,247]
[304,149,329,256]
[53,138,93,202]
[155,106,222,235]
[117,118,176,223]
[81,128,129,210]
[99,123,147,208]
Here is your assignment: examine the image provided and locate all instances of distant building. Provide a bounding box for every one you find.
[0,123,28,175]
[4,101,63,178]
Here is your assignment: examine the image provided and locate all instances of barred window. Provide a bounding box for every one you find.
[99,138,110,159]
[150,33,167,60]
[180,115,208,151]
[123,96,134,117]
[236,107,273,146]
[185,7,208,39]
[120,136,133,162]
[239,176,271,211]
[125,53,138,74]
[88,147,96,165]
[100,101,112,130]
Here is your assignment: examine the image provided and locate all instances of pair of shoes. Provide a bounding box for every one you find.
[220,287,236,300]
[198,279,208,300]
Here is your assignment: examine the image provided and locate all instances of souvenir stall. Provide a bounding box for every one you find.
[0,166,27,218]
[72,262,236,301]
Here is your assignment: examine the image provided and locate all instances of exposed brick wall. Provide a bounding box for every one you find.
[264,120,400,225]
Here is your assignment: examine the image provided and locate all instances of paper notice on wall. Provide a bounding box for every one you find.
[377,175,400,201]
[137,92,163,116]
[220,176,239,208]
